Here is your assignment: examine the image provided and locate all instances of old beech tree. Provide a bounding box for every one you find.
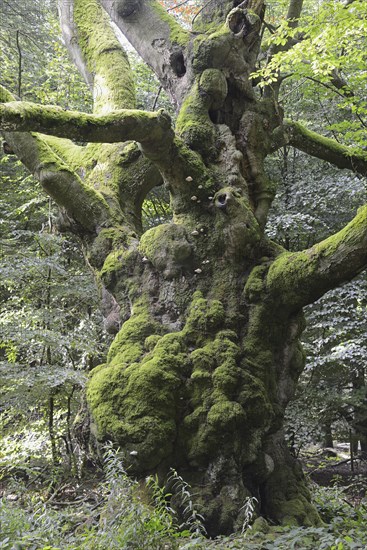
[1,0,367,535]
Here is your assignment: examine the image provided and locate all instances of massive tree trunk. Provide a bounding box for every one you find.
[1,0,367,535]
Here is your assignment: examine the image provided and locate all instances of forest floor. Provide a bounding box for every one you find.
[1,447,367,549]
[303,446,367,502]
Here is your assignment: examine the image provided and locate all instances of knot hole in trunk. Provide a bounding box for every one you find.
[216,193,228,209]
[170,51,186,77]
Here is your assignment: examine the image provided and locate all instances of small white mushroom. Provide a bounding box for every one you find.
[191,230,199,236]
[142,256,148,263]
[200,228,205,233]
[191,195,198,201]
[186,176,193,182]
[194,268,202,274]
[208,196,213,200]
[129,450,138,456]
[198,185,203,189]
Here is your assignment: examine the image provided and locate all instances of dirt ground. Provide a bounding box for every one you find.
[301,446,367,502]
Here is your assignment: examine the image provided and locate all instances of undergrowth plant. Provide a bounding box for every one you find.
[1,447,367,549]
[167,468,207,538]
[241,496,258,534]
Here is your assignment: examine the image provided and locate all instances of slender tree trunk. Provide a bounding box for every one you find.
[351,372,367,460]
[322,422,334,450]
[48,394,59,467]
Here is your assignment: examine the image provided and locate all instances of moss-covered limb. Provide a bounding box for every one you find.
[1,87,147,233]
[272,120,367,176]
[176,71,227,158]
[0,101,175,148]
[1,85,114,230]
[43,137,163,229]
[0,86,88,172]
[59,0,135,114]
[0,84,16,103]
[2,126,116,231]
[0,94,221,208]
[38,135,88,172]
[20,133,121,232]
[266,203,367,309]
[100,0,191,106]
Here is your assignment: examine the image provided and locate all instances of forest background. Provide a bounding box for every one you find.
[0,0,367,548]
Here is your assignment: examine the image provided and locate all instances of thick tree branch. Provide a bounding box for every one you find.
[58,0,93,90]
[2,130,115,232]
[0,101,174,151]
[0,83,86,170]
[58,0,136,114]
[271,120,367,177]
[266,202,367,310]
[100,0,190,107]
[0,96,214,210]
[1,87,163,233]
[0,86,117,232]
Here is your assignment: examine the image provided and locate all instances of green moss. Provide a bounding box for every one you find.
[87,301,190,469]
[34,135,112,230]
[207,400,245,430]
[74,0,136,112]
[199,68,228,109]
[192,18,223,35]
[181,316,257,464]
[212,359,240,394]
[88,292,232,467]
[89,227,130,268]
[99,243,142,299]
[190,347,213,370]
[192,26,232,72]
[266,202,367,310]
[238,372,273,428]
[150,1,190,46]
[107,298,161,364]
[139,223,193,279]
[100,249,124,278]
[175,81,217,158]
[244,265,267,302]
[0,84,14,103]
[40,135,86,171]
[144,334,161,351]
[88,291,273,478]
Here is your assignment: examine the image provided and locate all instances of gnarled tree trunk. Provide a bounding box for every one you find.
[2,0,367,535]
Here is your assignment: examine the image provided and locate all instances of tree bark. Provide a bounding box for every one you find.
[1,0,367,535]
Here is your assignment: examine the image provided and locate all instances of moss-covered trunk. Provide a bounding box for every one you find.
[85,197,319,534]
[3,0,367,536]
